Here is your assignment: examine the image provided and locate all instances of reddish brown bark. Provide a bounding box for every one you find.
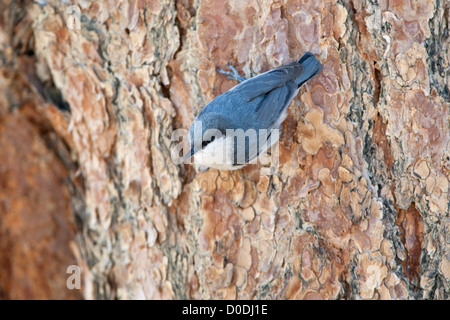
[0,0,448,299]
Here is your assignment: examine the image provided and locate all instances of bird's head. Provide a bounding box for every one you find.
[183,112,231,162]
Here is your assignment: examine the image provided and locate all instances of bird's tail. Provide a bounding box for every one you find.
[295,52,322,87]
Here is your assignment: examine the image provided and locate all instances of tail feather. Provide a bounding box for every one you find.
[295,52,322,87]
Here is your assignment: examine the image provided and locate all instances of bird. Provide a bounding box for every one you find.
[183,52,322,170]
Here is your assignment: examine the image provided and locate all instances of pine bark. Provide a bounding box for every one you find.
[0,0,448,299]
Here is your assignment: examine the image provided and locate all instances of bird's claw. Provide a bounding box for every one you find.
[217,64,247,83]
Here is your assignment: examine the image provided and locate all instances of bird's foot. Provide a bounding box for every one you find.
[217,64,247,83]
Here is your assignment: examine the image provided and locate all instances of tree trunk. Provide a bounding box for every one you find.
[0,0,448,300]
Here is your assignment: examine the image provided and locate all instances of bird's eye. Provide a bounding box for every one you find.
[201,136,216,149]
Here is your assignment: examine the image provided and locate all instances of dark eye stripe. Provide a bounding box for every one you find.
[201,136,216,149]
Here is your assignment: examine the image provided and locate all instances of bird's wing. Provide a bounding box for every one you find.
[233,62,303,102]
[254,80,298,126]
[230,79,298,166]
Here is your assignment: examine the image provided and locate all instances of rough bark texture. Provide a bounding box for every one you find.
[0,0,449,300]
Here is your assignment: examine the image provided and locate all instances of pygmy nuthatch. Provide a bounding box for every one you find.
[184,52,322,170]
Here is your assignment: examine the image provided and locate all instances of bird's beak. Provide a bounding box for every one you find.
[183,146,195,162]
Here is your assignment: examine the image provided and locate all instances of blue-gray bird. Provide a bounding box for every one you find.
[184,52,322,170]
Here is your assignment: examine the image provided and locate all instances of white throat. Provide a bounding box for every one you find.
[193,136,238,170]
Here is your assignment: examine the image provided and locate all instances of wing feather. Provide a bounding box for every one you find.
[234,62,303,102]
[255,80,298,126]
